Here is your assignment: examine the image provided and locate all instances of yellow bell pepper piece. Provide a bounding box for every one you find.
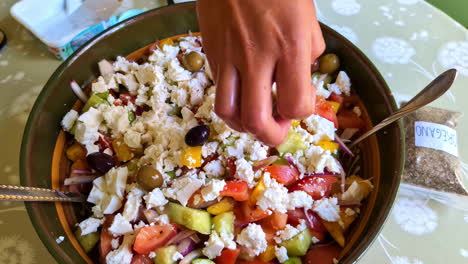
[249,177,266,205]
[207,198,235,215]
[291,120,301,128]
[259,245,276,262]
[317,140,339,153]
[112,138,134,162]
[66,142,87,162]
[182,146,202,167]
[157,38,174,49]
[345,175,373,199]
[320,208,357,248]
[327,101,340,113]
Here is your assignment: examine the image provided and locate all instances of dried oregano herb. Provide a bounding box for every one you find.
[403,106,467,195]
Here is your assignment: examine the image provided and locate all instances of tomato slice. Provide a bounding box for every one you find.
[328,93,344,104]
[220,181,249,201]
[337,110,365,129]
[238,260,275,264]
[133,224,177,254]
[259,212,288,231]
[235,201,269,223]
[215,248,240,264]
[131,254,153,264]
[303,244,342,264]
[316,97,338,128]
[305,210,327,233]
[289,176,338,200]
[264,165,299,186]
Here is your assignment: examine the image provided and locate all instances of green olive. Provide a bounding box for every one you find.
[75,227,99,253]
[318,53,340,74]
[137,165,164,191]
[182,51,204,72]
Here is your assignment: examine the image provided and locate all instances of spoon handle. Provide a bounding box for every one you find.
[0,184,85,202]
[349,69,457,148]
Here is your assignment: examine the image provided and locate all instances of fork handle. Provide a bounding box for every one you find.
[0,184,85,202]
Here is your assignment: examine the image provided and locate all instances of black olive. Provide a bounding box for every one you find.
[185,125,210,146]
[86,152,115,174]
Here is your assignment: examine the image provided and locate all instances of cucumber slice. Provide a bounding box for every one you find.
[167,203,212,235]
[75,227,99,253]
[213,211,234,236]
[280,229,312,257]
[284,257,302,264]
[191,259,216,264]
[277,129,307,154]
[154,245,177,264]
[82,94,109,112]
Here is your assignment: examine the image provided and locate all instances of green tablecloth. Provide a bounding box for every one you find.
[0,0,467,263]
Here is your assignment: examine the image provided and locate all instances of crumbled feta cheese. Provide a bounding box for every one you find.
[293,146,341,174]
[124,130,142,149]
[288,191,314,209]
[352,106,362,117]
[202,142,219,158]
[92,76,109,93]
[203,231,225,259]
[303,114,336,143]
[148,252,156,259]
[100,105,131,137]
[235,158,255,187]
[111,238,120,249]
[55,236,65,244]
[312,236,320,244]
[61,110,78,132]
[275,246,289,263]
[236,223,267,256]
[274,224,302,244]
[246,141,269,161]
[148,44,180,66]
[203,160,225,178]
[116,73,139,94]
[106,233,135,264]
[166,58,191,82]
[201,179,226,201]
[109,213,133,236]
[257,173,314,213]
[171,86,188,107]
[87,167,128,216]
[333,258,340,264]
[172,251,184,261]
[78,217,104,236]
[313,197,341,222]
[144,188,168,209]
[162,176,203,206]
[154,214,170,225]
[122,186,144,222]
[327,71,351,96]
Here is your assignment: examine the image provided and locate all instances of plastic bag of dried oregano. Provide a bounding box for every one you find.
[402,105,467,196]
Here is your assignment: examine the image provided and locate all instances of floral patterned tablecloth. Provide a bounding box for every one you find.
[0,0,467,263]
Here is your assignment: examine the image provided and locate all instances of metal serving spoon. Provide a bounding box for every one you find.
[348,68,457,148]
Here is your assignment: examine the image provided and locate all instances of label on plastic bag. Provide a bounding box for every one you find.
[414,121,458,157]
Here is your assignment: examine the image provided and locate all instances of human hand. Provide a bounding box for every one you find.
[197,0,325,146]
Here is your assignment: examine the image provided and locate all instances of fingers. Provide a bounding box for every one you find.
[214,64,244,132]
[240,66,289,146]
[275,49,315,120]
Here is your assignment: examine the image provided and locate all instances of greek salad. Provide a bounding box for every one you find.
[61,33,373,264]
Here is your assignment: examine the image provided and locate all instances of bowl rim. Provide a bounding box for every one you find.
[20,2,405,263]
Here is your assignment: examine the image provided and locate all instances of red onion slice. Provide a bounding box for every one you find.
[285,155,300,172]
[252,156,278,171]
[70,80,88,102]
[177,238,195,256]
[304,208,315,229]
[313,73,328,86]
[165,230,196,246]
[334,133,354,157]
[179,249,202,264]
[71,169,94,175]
[64,176,97,185]
[189,233,200,244]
